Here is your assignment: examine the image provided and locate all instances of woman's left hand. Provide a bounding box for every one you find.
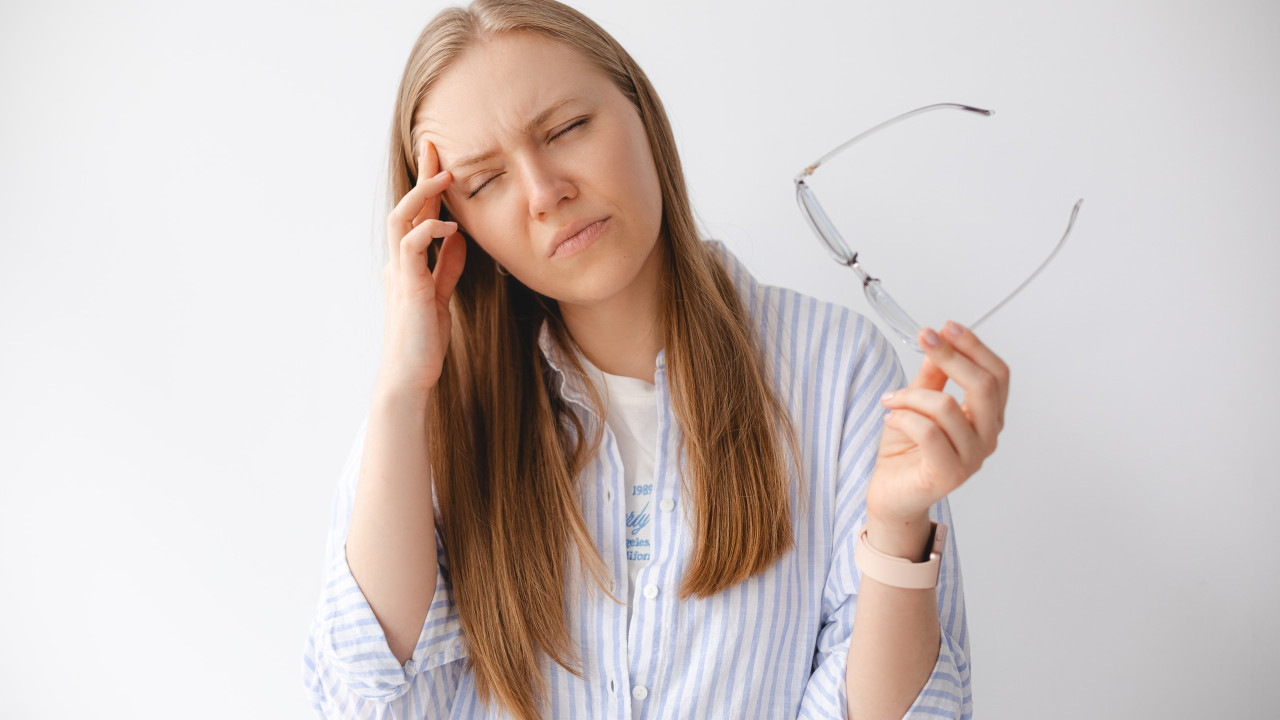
[866,321,1010,529]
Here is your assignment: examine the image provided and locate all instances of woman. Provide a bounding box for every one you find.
[302,1,1002,718]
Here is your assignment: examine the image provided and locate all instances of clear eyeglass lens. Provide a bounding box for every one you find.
[864,279,923,351]
[797,184,854,264]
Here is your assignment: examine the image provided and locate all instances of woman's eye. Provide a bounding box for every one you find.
[466,120,588,199]
[551,118,588,141]
[467,174,499,199]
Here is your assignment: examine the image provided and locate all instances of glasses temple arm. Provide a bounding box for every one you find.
[794,103,993,183]
[970,198,1084,330]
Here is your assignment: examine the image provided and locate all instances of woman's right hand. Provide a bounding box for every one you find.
[377,139,467,400]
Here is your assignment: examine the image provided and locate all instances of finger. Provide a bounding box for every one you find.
[882,408,968,496]
[425,140,442,216]
[415,137,432,185]
[388,140,448,244]
[882,388,985,472]
[400,219,458,282]
[410,139,445,227]
[916,327,1004,450]
[403,170,453,229]
[432,231,468,302]
[384,140,450,266]
[906,354,948,392]
[387,170,453,253]
[388,141,427,271]
[941,321,1010,409]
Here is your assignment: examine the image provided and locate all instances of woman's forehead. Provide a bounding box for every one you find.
[413,33,612,169]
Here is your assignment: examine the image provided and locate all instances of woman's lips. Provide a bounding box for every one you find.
[551,218,609,260]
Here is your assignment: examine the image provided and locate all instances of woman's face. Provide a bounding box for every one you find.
[415,32,664,308]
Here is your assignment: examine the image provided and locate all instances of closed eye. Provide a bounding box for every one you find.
[467,174,498,199]
[551,118,588,141]
[467,119,590,199]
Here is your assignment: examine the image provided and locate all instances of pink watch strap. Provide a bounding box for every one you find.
[854,522,947,589]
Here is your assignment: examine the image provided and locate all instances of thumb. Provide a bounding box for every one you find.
[432,232,467,302]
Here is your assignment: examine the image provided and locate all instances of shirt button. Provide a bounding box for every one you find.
[643,584,658,599]
[659,498,675,512]
[632,685,648,700]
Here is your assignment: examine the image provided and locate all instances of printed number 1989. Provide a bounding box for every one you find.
[632,484,652,496]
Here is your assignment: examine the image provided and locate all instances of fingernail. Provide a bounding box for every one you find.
[923,329,940,347]
[880,392,894,403]
[945,321,964,338]
[433,170,448,180]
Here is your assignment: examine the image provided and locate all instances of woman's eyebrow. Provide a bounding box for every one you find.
[522,96,579,135]
[449,148,500,173]
[443,97,581,173]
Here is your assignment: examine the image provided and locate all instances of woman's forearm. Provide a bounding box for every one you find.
[845,513,941,720]
[345,383,438,666]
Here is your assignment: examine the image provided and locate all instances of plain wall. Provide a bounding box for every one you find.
[1,0,1276,717]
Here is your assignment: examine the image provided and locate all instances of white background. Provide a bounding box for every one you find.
[2,0,1277,717]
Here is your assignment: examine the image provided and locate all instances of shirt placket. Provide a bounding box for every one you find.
[596,417,634,719]
[625,355,683,718]
[587,409,638,719]
[539,328,676,719]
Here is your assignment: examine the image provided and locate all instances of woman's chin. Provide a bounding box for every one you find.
[541,264,649,310]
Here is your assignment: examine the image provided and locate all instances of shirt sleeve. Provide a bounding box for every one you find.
[300,411,470,719]
[797,320,973,720]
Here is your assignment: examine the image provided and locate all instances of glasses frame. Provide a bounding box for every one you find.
[794,102,1083,351]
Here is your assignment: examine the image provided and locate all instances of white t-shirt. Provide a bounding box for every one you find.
[579,355,658,626]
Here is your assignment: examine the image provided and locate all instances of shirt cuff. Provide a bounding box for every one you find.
[902,630,973,719]
[311,540,467,703]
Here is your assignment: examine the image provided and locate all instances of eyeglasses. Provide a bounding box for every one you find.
[794,102,1084,352]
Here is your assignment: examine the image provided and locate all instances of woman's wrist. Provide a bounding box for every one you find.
[864,511,934,562]
[373,373,433,414]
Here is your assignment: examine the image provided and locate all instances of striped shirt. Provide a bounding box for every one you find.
[301,240,972,719]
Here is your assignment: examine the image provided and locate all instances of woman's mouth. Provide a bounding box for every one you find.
[550,217,609,260]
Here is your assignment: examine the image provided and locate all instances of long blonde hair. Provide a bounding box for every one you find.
[383,1,802,718]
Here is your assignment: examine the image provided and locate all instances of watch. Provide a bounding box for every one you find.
[854,522,947,589]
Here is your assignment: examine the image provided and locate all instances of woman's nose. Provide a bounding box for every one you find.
[522,158,577,217]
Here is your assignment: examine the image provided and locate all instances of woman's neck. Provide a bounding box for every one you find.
[558,240,665,385]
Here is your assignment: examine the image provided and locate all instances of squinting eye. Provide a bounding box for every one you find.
[551,118,588,141]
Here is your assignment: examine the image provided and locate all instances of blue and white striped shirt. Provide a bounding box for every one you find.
[301,240,972,719]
